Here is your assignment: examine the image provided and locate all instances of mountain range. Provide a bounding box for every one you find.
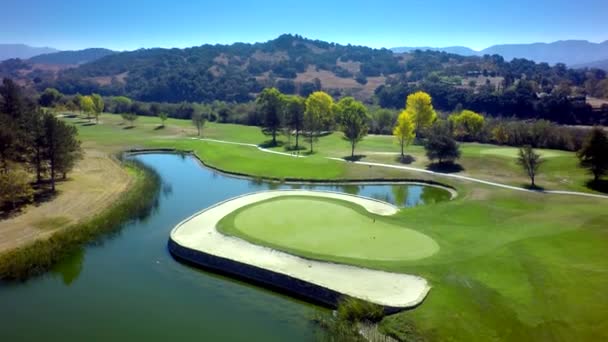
[28,48,116,65]
[0,44,58,61]
[392,40,608,67]
[2,39,608,70]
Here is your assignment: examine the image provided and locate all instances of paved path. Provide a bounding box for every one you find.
[197,138,608,200]
[170,190,429,308]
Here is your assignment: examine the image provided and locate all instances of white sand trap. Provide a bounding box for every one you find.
[170,190,430,308]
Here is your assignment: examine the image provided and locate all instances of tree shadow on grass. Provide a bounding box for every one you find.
[123,125,135,130]
[395,155,416,164]
[81,122,96,126]
[154,125,165,131]
[259,140,285,148]
[343,155,366,162]
[522,184,545,191]
[0,184,58,219]
[285,145,307,152]
[586,179,608,194]
[427,162,464,173]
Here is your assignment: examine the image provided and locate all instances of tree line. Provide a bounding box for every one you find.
[0,79,82,211]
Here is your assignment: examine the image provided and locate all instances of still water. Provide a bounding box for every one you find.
[0,153,450,341]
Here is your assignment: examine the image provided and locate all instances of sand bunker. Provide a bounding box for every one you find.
[170,190,430,308]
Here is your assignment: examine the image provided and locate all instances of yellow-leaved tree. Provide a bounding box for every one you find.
[449,109,484,140]
[393,109,415,159]
[304,91,334,153]
[405,91,436,137]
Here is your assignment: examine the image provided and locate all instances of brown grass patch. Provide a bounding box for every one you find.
[0,151,132,254]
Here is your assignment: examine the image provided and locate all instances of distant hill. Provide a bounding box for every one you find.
[0,44,58,61]
[571,59,608,71]
[2,34,606,125]
[28,48,117,65]
[392,40,608,66]
[392,46,477,56]
[482,40,608,66]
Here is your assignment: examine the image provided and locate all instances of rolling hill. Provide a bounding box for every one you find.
[28,48,116,65]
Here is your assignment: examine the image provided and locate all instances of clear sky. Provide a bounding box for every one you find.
[2,0,607,51]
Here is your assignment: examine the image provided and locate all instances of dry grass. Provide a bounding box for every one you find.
[0,150,132,254]
[294,66,386,100]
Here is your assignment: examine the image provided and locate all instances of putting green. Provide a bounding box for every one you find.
[218,196,439,262]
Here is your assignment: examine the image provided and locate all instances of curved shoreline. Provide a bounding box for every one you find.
[124,148,459,199]
[169,190,431,310]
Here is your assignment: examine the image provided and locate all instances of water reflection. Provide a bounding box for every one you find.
[51,247,84,286]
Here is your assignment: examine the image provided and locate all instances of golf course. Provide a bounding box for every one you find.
[2,112,607,341]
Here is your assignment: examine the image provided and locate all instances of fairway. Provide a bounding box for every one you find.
[479,147,565,158]
[220,196,439,261]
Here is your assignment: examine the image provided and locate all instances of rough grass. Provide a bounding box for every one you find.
[218,196,439,262]
[0,160,160,280]
[0,151,133,254]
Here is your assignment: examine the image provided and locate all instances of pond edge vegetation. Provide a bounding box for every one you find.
[0,156,160,281]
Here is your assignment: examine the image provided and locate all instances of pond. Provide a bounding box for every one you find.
[0,153,451,341]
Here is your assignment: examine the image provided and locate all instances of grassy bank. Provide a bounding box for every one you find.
[0,158,160,280]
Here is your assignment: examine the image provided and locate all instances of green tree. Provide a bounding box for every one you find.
[42,113,82,191]
[80,96,94,121]
[72,93,83,114]
[91,94,104,123]
[257,87,283,146]
[335,97,368,158]
[424,121,461,164]
[405,91,437,137]
[39,88,63,107]
[283,95,306,149]
[578,127,608,182]
[192,111,206,136]
[393,110,416,159]
[0,164,33,209]
[158,112,169,127]
[113,96,132,114]
[121,112,137,127]
[449,109,485,140]
[304,91,334,153]
[517,145,543,188]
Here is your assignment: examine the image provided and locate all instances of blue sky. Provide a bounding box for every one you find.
[2,0,607,51]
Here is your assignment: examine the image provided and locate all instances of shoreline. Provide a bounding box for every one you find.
[124,148,459,198]
[0,156,160,281]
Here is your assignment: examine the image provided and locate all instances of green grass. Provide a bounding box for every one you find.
[218,196,439,262]
[63,112,608,341]
[71,113,599,193]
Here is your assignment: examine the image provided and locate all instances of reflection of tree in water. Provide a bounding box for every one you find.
[391,185,409,207]
[421,187,437,204]
[266,182,281,190]
[370,192,391,204]
[339,184,360,195]
[52,247,84,286]
[162,182,173,198]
